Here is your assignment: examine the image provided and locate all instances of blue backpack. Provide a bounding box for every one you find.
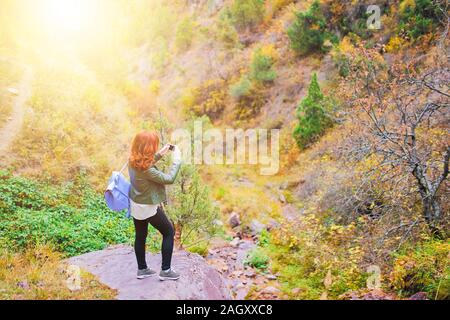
[104,163,131,218]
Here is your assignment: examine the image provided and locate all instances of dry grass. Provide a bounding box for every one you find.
[201,164,283,228]
[0,245,116,300]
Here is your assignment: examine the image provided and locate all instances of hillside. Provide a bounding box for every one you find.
[0,0,448,300]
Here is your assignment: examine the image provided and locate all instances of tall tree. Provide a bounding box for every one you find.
[293,73,332,149]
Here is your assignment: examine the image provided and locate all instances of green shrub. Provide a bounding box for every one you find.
[229,45,276,120]
[249,47,277,83]
[332,49,351,78]
[245,247,270,270]
[175,17,196,51]
[150,37,170,72]
[258,229,271,247]
[287,0,337,55]
[293,73,333,149]
[187,242,209,257]
[399,0,444,39]
[390,239,450,299]
[230,75,252,98]
[215,11,241,49]
[0,170,138,257]
[166,165,220,248]
[229,0,265,31]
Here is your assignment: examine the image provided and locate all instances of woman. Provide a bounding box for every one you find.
[128,130,181,280]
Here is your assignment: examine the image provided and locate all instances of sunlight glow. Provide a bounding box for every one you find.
[40,0,99,35]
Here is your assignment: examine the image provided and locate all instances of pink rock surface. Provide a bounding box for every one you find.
[68,244,231,300]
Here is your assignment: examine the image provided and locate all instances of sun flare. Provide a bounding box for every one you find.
[41,0,98,34]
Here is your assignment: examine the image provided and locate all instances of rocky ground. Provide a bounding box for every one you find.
[202,179,297,300]
[68,244,231,300]
[206,237,283,300]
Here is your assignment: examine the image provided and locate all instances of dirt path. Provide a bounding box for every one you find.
[0,66,32,156]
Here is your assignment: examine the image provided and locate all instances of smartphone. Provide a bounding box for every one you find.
[169,144,174,151]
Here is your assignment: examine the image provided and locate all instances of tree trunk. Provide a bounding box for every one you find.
[174,223,183,250]
[422,196,444,237]
[412,165,444,237]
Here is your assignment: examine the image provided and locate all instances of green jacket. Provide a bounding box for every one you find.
[128,153,181,205]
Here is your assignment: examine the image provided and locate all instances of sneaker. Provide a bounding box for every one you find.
[137,268,156,279]
[159,268,180,281]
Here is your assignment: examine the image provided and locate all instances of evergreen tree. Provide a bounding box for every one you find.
[287,0,336,55]
[293,73,332,149]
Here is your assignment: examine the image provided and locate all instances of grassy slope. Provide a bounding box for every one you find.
[0,245,116,300]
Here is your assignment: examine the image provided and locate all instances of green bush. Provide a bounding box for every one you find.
[0,170,138,257]
[249,47,277,83]
[390,239,450,299]
[399,0,444,39]
[293,73,333,149]
[230,75,253,98]
[187,242,209,257]
[229,0,265,31]
[166,165,220,248]
[287,0,337,55]
[245,247,270,270]
[215,11,241,49]
[332,49,351,78]
[175,17,196,51]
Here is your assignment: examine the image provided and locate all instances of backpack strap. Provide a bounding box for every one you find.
[119,162,128,174]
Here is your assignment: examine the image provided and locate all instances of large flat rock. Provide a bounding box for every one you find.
[68,244,231,300]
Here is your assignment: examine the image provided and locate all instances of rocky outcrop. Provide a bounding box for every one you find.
[67,245,231,300]
[206,238,282,300]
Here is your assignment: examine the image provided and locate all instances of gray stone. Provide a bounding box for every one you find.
[267,219,281,231]
[228,212,241,228]
[291,287,302,294]
[244,270,256,278]
[250,219,266,235]
[229,237,240,248]
[67,245,231,300]
[262,286,280,294]
[279,181,288,190]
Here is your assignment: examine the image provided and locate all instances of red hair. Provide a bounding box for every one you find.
[129,131,160,171]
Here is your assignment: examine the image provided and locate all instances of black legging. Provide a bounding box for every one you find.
[133,206,175,271]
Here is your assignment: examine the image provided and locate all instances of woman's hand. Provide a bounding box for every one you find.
[158,144,172,156]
